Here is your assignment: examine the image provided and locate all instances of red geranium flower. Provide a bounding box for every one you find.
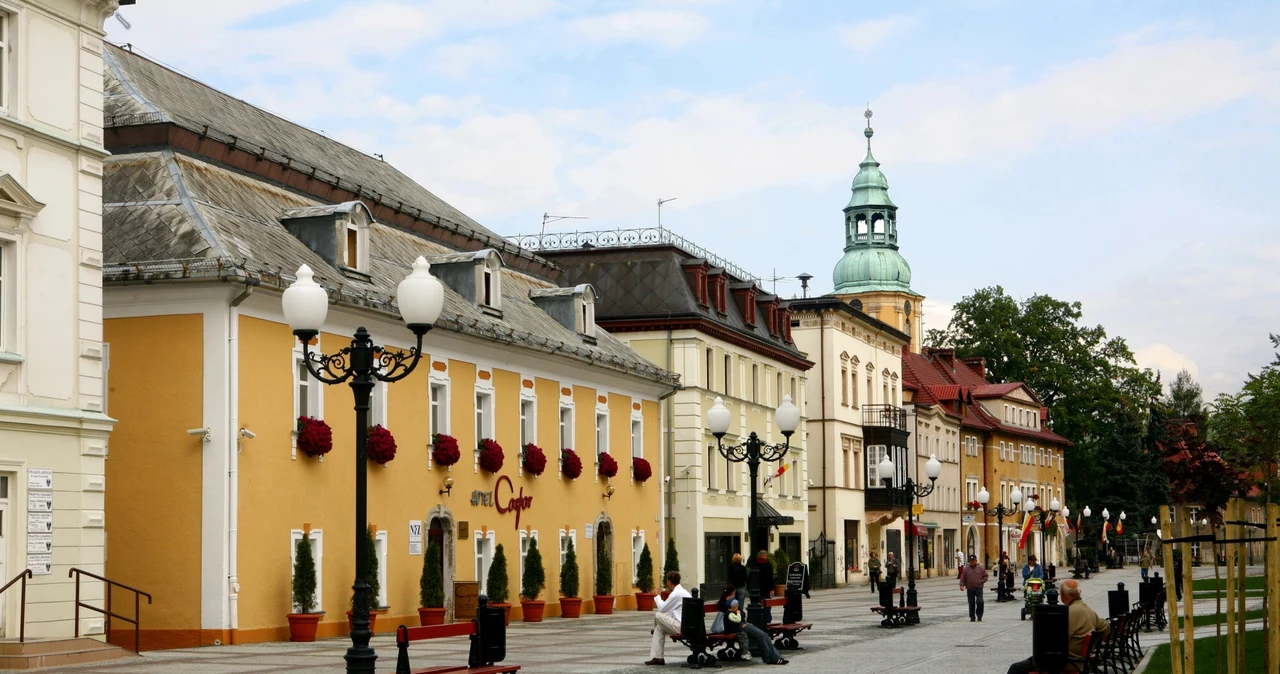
[478,438,504,473]
[598,452,618,478]
[561,449,583,479]
[632,456,652,483]
[366,425,397,465]
[297,416,333,458]
[522,443,547,476]
[431,433,460,467]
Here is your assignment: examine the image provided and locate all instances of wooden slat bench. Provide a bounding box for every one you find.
[394,622,519,674]
[870,587,919,628]
[762,596,812,649]
[669,602,744,664]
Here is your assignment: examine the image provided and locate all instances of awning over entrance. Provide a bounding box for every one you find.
[907,522,936,536]
[754,499,795,528]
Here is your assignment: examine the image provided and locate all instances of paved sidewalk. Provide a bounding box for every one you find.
[47,565,1233,673]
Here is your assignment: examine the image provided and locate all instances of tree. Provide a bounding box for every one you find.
[772,546,790,579]
[560,538,580,598]
[1095,399,1168,531]
[1166,369,1204,420]
[521,538,545,601]
[595,542,613,596]
[365,527,380,609]
[662,538,679,580]
[420,539,443,609]
[292,534,318,614]
[1206,334,1280,501]
[487,544,510,603]
[927,286,1161,507]
[635,542,655,593]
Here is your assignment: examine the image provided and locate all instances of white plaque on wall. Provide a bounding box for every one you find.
[27,554,52,575]
[585,524,593,540]
[27,532,52,553]
[409,520,422,556]
[27,512,53,533]
[27,469,53,490]
[28,491,53,512]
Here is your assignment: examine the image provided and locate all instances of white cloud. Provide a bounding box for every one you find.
[569,10,709,47]
[838,15,918,53]
[921,299,955,336]
[1134,343,1199,382]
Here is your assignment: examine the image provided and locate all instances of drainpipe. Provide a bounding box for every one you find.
[660,326,680,564]
[818,314,827,555]
[227,278,257,637]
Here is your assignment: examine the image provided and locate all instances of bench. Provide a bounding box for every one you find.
[870,587,919,628]
[668,601,744,665]
[762,595,812,650]
[394,621,518,674]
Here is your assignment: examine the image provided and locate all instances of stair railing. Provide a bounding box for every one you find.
[69,568,152,653]
[0,569,32,642]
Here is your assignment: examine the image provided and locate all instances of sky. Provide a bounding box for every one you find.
[106,0,1280,398]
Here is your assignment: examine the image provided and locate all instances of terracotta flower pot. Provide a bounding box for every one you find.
[520,599,546,622]
[559,597,583,618]
[635,592,657,611]
[490,603,512,626]
[592,595,615,615]
[774,584,787,598]
[659,590,671,601]
[418,607,446,626]
[346,609,380,633]
[287,612,323,643]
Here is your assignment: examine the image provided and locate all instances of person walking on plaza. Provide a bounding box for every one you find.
[868,551,882,593]
[884,552,899,587]
[956,549,966,578]
[959,554,989,621]
[645,571,691,666]
[1005,579,1109,673]
[729,553,749,607]
[1139,549,1151,581]
[1021,555,1044,582]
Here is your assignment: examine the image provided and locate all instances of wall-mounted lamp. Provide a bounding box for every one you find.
[603,485,615,500]
[187,428,211,442]
[439,477,454,496]
[239,428,256,439]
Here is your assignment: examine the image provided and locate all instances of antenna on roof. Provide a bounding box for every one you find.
[761,268,800,295]
[657,197,677,229]
[540,213,589,240]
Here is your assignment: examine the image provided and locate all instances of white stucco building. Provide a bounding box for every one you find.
[0,0,121,640]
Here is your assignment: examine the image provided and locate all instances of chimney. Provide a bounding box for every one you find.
[961,356,986,379]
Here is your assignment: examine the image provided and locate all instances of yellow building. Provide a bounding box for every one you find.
[100,47,675,649]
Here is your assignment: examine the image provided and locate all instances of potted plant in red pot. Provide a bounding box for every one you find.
[347,527,383,632]
[418,539,445,626]
[520,537,546,622]
[287,532,323,641]
[593,544,614,614]
[559,538,582,618]
[660,539,679,601]
[486,544,511,625]
[634,541,656,610]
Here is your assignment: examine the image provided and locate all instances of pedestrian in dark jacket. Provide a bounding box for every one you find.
[868,552,882,593]
[959,555,989,621]
[884,552,899,587]
[729,553,749,607]
[754,550,775,624]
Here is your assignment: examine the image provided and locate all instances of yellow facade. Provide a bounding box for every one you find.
[104,310,664,649]
[832,291,924,352]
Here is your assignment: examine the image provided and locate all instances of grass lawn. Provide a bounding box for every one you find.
[1174,608,1266,627]
[1191,576,1265,591]
[1146,629,1268,674]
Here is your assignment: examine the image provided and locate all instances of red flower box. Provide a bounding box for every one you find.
[522,444,547,476]
[367,425,397,465]
[598,452,618,478]
[478,438,504,473]
[297,416,333,458]
[632,457,652,483]
[431,433,460,467]
[561,449,583,480]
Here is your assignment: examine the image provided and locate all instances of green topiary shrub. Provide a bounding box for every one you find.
[487,544,510,603]
[560,538,580,598]
[635,542,655,593]
[420,539,444,608]
[595,542,613,596]
[521,538,546,601]
[292,534,318,614]
[352,527,381,610]
[663,538,680,578]
[773,547,790,579]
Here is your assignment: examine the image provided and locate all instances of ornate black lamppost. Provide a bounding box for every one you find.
[283,258,444,674]
[1025,494,1062,587]
[876,451,941,620]
[977,485,1022,601]
[707,395,800,629]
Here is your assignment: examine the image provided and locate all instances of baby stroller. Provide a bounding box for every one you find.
[1020,577,1045,621]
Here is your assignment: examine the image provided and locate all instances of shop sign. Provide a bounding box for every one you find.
[408,520,422,556]
[963,514,975,524]
[494,475,533,530]
[27,469,52,489]
[471,491,493,507]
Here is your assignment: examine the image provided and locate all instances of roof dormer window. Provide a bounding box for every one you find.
[530,283,597,344]
[574,285,597,342]
[478,253,501,313]
[345,222,369,272]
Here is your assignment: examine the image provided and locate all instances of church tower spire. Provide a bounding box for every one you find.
[832,107,925,350]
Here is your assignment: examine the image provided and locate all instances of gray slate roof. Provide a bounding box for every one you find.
[102,150,678,386]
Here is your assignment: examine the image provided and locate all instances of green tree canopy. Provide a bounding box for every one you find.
[1206,334,1280,501]
[663,538,679,579]
[1166,369,1205,420]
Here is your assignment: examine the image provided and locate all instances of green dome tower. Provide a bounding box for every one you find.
[832,108,924,349]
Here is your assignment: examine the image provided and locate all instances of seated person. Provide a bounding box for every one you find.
[718,594,788,665]
[1006,580,1109,674]
[645,571,691,666]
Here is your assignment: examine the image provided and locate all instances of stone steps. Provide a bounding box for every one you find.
[0,638,137,670]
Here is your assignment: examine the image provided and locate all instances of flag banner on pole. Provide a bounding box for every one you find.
[1018,512,1034,550]
[1116,520,1123,536]
[764,462,789,486]
[1076,513,1081,535]
[1101,520,1110,544]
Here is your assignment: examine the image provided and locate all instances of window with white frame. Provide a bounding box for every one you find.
[559,405,573,449]
[290,529,323,613]
[631,417,642,458]
[706,445,718,490]
[474,530,495,595]
[374,530,388,608]
[752,363,759,402]
[559,529,576,569]
[706,348,715,391]
[294,351,322,420]
[0,240,8,352]
[478,254,502,310]
[370,379,388,428]
[776,372,783,406]
[520,398,536,449]
[790,459,799,497]
[866,445,886,487]
[631,531,645,586]
[595,411,608,458]
[430,380,449,435]
[519,530,539,586]
[723,354,732,395]
[999,441,1006,462]
[475,390,493,441]
[344,222,369,271]
[0,14,10,114]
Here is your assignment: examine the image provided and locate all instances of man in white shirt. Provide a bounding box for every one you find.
[645,571,691,665]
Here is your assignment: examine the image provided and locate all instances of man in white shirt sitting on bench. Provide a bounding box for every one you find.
[645,571,691,666]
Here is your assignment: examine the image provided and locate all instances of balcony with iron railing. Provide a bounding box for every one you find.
[862,404,907,430]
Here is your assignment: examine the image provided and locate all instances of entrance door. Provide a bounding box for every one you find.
[704,534,733,596]
[886,529,901,570]
[780,534,801,571]
[843,520,859,583]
